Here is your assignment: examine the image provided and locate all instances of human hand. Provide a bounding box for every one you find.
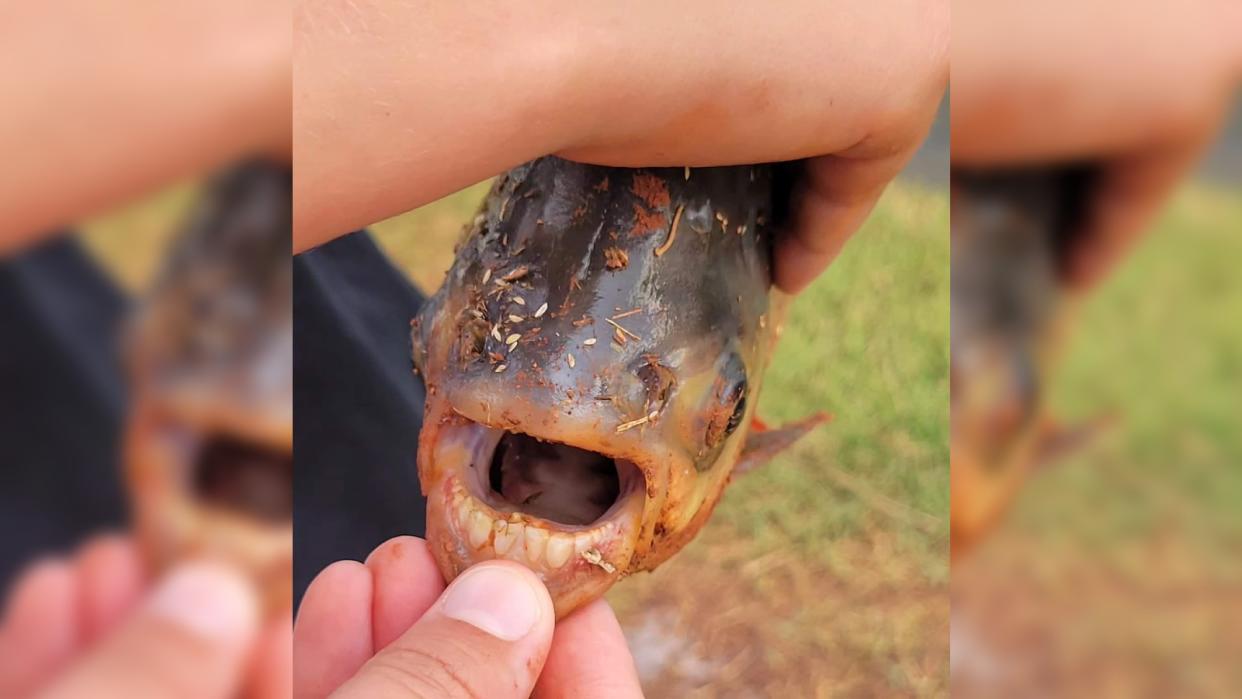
[293,536,643,698]
[294,0,949,293]
[952,0,1241,288]
[0,535,291,698]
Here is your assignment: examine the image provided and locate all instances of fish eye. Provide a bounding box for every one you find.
[703,354,749,452]
[724,380,747,436]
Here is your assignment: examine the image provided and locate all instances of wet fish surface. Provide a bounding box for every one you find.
[414,157,825,616]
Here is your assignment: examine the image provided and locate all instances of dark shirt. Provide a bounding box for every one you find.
[0,231,428,607]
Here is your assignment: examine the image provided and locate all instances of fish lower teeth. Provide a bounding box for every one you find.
[545,535,573,568]
[468,510,492,549]
[494,521,522,555]
[524,525,549,562]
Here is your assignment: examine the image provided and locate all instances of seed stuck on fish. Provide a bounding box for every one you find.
[615,410,659,433]
[482,268,492,284]
[534,302,548,318]
[508,314,524,323]
[491,325,502,342]
[502,266,529,282]
[494,364,507,373]
[684,166,691,180]
[581,549,616,574]
[604,247,628,271]
[567,353,575,368]
[654,204,684,257]
[605,318,640,342]
[513,296,526,306]
[583,338,597,346]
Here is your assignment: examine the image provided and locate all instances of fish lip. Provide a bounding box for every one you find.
[126,403,294,613]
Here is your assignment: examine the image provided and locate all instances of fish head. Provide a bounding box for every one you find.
[124,162,293,612]
[415,158,819,616]
[949,166,1096,558]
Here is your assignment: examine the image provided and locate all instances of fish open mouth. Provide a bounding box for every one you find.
[432,419,647,577]
[193,433,293,524]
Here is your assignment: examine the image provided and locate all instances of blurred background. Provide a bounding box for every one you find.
[363,102,951,697]
[950,99,1242,696]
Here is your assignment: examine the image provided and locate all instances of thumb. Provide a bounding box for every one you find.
[334,560,555,699]
[40,561,259,699]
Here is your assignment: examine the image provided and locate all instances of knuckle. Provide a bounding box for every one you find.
[368,641,490,699]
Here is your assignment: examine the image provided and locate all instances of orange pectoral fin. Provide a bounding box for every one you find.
[734,412,831,475]
[1034,413,1116,468]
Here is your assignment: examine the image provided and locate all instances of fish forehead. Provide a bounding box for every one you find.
[127,164,293,424]
[430,158,777,419]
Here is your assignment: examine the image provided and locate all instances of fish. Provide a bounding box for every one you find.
[950,165,1108,559]
[124,162,293,613]
[413,157,827,617]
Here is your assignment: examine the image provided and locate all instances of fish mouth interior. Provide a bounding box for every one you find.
[487,432,623,526]
[192,433,293,524]
[452,421,645,532]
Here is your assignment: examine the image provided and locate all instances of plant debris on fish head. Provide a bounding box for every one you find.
[414,157,824,617]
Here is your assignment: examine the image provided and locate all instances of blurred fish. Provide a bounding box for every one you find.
[124,162,292,612]
[413,158,827,617]
[950,166,1109,558]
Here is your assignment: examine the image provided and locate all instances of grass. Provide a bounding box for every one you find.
[1004,183,1242,555]
[956,184,1242,696]
[374,178,951,697]
[77,181,199,292]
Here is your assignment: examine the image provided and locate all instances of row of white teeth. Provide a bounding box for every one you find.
[450,486,615,570]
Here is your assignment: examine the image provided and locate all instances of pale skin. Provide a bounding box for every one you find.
[952,0,1241,289]
[0,537,291,699]
[294,0,951,292]
[293,536,644,699]
[0,1,290,251]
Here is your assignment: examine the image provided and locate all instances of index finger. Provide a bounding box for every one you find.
[532,599,643,699]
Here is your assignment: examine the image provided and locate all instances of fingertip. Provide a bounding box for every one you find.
[365,536,445,650]
[248,611,293,699]
[145,561,259,646]
[364,535,429,567]
[437,559,554,643]
[299,560,373,612]
[75,534,145,644]
[2,556,76,629]
[293,560,375,697]
[534,598,642,699]
[0,557,80,695]
[773,234,828,295]
[334,559,555,699]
